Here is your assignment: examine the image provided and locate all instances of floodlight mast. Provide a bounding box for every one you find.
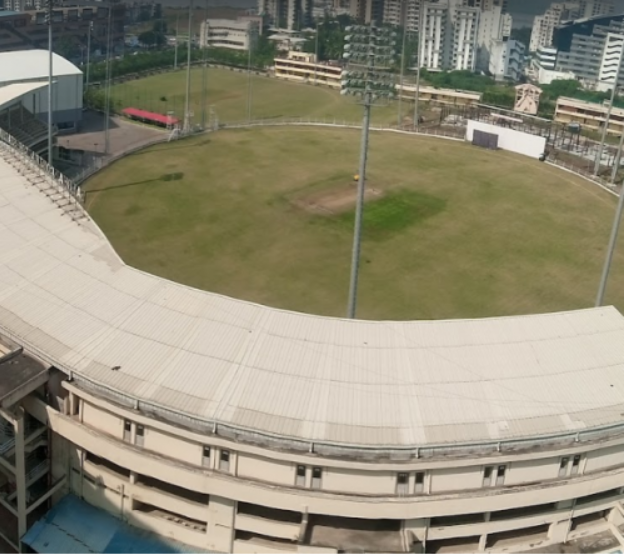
[595,182,624,307]
[46,0,53,166]
[343,24,396,319]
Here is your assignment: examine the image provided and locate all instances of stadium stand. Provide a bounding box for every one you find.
[0,103,49,155]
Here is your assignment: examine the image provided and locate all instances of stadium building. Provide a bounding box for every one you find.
[0,49,83,131]
[0,117,623,553]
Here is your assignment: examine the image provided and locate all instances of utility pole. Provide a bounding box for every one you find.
[593,45,623,176]
[103,3,113,155]
[46,0,53,165]
[246,29,253,122]
[398,22,407,128]
[174,13,179,69]
[595,183,624,307]
[342,25,396,319]
[610,133,624,185]
[183,0,194,134]
[200,0,208,128]
[413,12,422,130]
[86,21,92,92]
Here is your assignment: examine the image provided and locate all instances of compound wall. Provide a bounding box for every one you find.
[466,120,546,159]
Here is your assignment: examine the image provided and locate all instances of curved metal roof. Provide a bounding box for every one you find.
[0,50,82,85]
[0,139,623,450]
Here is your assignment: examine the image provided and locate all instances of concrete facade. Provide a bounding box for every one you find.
[19,384,622,554]
[199,18,259,51]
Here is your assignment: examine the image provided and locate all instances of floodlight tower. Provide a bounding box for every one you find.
[183,0,194,134]
[342,24,396,319]
[593,45,623,176]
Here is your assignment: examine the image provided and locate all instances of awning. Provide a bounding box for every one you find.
[22,494,213,554]
[121,107,179,126]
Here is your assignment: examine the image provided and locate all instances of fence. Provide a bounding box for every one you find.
[70,115,620,198]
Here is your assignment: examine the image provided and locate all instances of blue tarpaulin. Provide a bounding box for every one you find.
[22,494,210,554]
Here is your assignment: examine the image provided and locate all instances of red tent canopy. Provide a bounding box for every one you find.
[121,107,179,126]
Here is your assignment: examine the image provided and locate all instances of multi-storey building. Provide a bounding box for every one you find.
[199,18,259,51]
[578,0,616,19]
[273,50,343,86]
[0,133,623,554]
[529,2,580,52]
[553,14,624,90]
[348,0,384,25]
[382,0,405,28]
[0,2,125,58]
[488,38,525,81]
[554,96,624,135]
[419,0,480,71]
[258,0,311,31]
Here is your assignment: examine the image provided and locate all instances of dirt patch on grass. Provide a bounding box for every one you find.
[292,182,384,215]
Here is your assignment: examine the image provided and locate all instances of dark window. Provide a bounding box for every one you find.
[311,467,322,489]
[483,466,493,487]
[136,425,144,436]
[295,465,306,486]
[571,455,581,475]
[397,473,408,484]
[559,457,569,477]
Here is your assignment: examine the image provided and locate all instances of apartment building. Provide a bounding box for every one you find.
[553,14,624,90]
[529,2,580,52]
[258,0,311,31]
[199,18,259,51]
[419,0,480,71]
[489,38,525,81]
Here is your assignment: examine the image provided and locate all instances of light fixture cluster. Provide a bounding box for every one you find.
[341,25,397,104]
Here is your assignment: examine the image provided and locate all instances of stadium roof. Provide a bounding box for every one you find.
[0,140,622,452]
[0,81,48,110]
[0,50,81,85]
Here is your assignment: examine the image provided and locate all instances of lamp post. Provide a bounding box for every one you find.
[413,12,422,130]
[246,27,253,122]
[397,23,407,128]
[103,2,113,155]
[86,21,93,92]
[342,24,396,319]
[593,45,623,176]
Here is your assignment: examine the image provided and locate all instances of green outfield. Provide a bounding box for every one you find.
[84,126,623,321]
[110,67,407,126]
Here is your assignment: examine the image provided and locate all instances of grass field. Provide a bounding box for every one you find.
[84,127,624,321]
[111,67,406,126]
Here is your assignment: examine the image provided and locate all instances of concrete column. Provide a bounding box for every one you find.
[14,408,27,539]
[549,519,571,544]
[207,495,235,552]
[478,533,487,552]
[78,399,84,424]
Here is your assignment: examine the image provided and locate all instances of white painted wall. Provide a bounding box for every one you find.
[466,120,547,159]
